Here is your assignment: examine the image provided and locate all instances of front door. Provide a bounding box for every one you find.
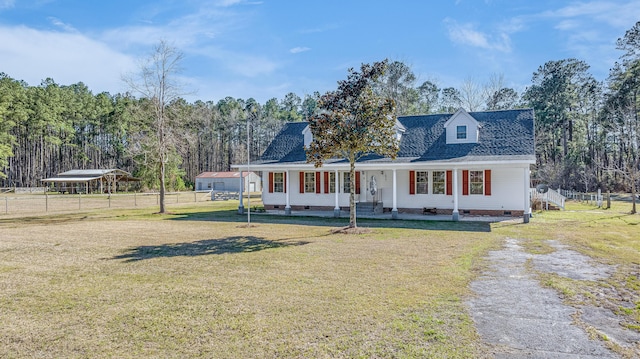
[365,172,379,203]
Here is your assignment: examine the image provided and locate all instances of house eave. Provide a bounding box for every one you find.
[232,155,535,171]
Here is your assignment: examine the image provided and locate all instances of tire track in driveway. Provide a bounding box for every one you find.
[467,238,619,358]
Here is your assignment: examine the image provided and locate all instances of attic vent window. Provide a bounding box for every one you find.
[456,125,467,140]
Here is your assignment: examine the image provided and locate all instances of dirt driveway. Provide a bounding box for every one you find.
[468,238,640,358]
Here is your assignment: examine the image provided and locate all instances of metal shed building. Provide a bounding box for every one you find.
[195,171,261,193]
[41,169,139,194]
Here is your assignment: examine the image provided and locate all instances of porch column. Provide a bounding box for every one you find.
[285,170,291,215]
[452,169,459,221]
[524,167,531,223]
[334,169,340,217]
[392,169,398,219]
[238,170,244,214]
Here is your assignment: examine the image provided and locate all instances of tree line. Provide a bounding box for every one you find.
[1,21,639,198]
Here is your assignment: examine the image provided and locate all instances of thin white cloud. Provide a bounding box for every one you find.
[99,4,280,79]
[289,47,310,54]
[215,0,263,7]
[530,0,640,78]
[192,45,278,77]
[299,23,339,34]
[444,18,511,52]
[0,25,136,92]
[48,17,78,33]
[216,0,243,6]
[100,5,243,51]
[0,0,14,9]
[542,1,640,29]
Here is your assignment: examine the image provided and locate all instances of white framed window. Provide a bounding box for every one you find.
[432,171,445,194]
[456,125,467,139]
[273,172,284,193]
[328,172,336,193]
[304,172,315,193]
[470,170,483,195]
[416,171,428,194]
[343,172,351,193]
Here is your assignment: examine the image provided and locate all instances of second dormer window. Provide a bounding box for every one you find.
[456,125,467,139]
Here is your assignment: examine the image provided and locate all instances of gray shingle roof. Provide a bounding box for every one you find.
[257,109,535,165]
[259,122,307,163]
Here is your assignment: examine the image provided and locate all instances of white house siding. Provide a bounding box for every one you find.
[262,167,527,215]
[394,169,450,211]
[394,167,526,214]
[262,171,357,209]
[457,167,525,211]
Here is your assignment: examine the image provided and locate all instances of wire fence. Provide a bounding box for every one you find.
[558,189,605,206]
[0,191,218,216]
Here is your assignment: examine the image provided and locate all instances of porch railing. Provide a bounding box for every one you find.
[530,188,566,210]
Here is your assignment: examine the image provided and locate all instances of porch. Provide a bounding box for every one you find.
[255,207,525,223]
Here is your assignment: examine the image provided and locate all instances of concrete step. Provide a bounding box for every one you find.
[356,202,383,214]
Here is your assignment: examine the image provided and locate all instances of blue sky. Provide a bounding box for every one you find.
[1,0,638,103]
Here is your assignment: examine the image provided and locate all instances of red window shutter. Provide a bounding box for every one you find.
[299,172,304,193]
[283,172,287,193]
[446,170,452,195]
[268,172,274,193]
[315,172,321,194]
[355,171,361,194]
[485,169,491,196]
[409,170,415,195]
[462,170,469,196]
[324,172,329,193]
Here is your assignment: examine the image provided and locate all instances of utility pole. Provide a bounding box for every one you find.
[247,114,251,226]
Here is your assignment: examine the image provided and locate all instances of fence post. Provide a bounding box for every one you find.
[194,191,197,203]
[45,192,48,212]
[134,192,137,207]
[108,195,111,208]
[4,196,7,214]
[78,192,81,210]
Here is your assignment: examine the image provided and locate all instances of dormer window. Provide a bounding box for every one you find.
[395,119,406,141]
[444,108,480,144]
[456,125,467,140]
[303,125,312,147]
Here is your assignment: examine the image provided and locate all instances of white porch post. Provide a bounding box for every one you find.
[285,170,291,215]
[524,166,531,223]
[452,169,460,221]
[238,170,245,214]
[334,169,340,217]
[392,169,398,219]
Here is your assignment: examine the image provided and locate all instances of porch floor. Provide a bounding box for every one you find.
[255,209,525,223]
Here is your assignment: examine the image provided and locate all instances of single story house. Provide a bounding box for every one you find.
[232,108,535,222]
[41,169,139,194]
[195,171,261,193]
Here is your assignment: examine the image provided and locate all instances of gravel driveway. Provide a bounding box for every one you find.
[467,238,640,358]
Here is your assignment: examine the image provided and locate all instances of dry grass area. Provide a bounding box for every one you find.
[2,199,638,358]
[1,192,210,216]
[0,201,498,358]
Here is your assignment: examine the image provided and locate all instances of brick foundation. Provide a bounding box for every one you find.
[265,205,524,217]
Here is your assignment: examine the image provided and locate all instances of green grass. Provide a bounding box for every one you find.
[0,199,638,358]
